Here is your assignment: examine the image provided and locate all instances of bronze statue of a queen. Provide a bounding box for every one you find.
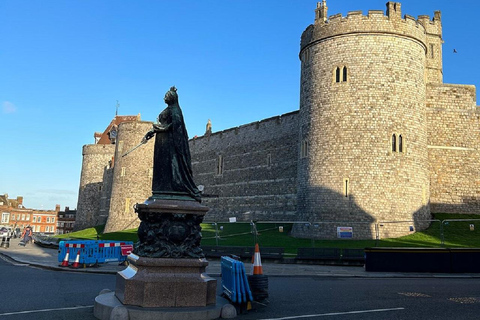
[142,86,201,202]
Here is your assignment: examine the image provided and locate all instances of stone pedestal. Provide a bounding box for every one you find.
[116,254,217,308]
[114,198,216,309]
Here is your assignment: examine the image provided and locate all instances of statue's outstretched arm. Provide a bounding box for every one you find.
[152,123,172,132]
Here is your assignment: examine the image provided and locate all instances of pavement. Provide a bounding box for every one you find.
[1,237,480,278]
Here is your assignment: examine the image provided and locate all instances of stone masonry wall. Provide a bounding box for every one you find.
[190,112,299,222]
[427,84,480,213]
[75,144,115,230]
[104,121,154,232]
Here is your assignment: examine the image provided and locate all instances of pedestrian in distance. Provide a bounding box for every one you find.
[19,226,33,246]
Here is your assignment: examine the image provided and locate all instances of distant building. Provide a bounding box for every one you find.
[57,206,76,234]
[31,205,59,234]
[0,193,62,234]
[1,194,30,230]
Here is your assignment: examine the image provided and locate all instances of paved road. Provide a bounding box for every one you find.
[0,256,115,320]
[2,256,480,320]
[242,277,480,319]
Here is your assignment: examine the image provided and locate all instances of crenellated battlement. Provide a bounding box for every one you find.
[301,1,442,55]
[417,11,442,36]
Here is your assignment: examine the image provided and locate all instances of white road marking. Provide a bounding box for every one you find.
[258,307,405,319]
[0,305,93,316]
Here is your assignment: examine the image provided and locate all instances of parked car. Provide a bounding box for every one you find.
[0,227,9,238]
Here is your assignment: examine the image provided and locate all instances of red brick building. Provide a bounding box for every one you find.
[1,194,72,235]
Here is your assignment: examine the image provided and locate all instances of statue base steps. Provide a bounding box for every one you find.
[94,291,230,320]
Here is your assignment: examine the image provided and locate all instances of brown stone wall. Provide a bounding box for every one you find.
[104,121,154,232]
[75,144,115,230]
[190,112,298,222]
[297,5,431,238]
[427,84,480,213]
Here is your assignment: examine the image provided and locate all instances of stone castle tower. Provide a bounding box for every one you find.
[296,1,441,237]
[75,1,479,239]
[75,115,154,231]
[76,143,116,230]
[103,121,154,233]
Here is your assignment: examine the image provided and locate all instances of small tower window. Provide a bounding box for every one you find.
[399,135,403,152]
[301,140,309,158]
[266,153,272,168]
[217,155,224,175]
[302,48,310,64]
[392,134,396,152]
[334,66,348,83]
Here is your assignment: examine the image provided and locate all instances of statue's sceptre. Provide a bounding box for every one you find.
[121,131,154,158]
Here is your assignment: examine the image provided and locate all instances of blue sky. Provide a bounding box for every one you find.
[1,0,478,211]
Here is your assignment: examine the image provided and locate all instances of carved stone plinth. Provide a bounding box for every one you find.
[115,254,217,308]
[134,199,209,259]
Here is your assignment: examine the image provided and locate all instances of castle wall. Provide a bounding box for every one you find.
[190,112,299,222]
[427,84,480,213]
[104,121,154,233]
[75,144,115,230]
[297,3,431,238]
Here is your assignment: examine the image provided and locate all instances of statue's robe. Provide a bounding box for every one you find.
[151,102,201,202]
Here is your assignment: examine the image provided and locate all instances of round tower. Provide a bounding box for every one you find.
[297,1,431,239]
[104,121,154,233]
[75,144,115,230]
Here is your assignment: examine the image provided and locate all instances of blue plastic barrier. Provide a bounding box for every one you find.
[58,240,134,265]
[221,256,253,304]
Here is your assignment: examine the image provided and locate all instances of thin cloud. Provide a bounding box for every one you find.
[2,101,17,114]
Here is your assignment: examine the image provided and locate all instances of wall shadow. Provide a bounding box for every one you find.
[293,185,376,240]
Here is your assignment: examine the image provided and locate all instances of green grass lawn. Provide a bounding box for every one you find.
[55,213,480,254]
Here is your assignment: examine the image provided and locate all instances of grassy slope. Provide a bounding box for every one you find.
[55,213,480,253]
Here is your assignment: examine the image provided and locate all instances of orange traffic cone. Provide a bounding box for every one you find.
[60,249,70,267]
[252,243,263,275]
[71,251,81,268]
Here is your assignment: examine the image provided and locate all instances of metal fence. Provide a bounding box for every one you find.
[201,219,480,249]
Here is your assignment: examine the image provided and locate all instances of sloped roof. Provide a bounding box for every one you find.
[96,114,141,144]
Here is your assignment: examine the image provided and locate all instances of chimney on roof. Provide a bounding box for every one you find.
[17,196,23,205]
[55,204,60,212]
[65,206,70,212]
